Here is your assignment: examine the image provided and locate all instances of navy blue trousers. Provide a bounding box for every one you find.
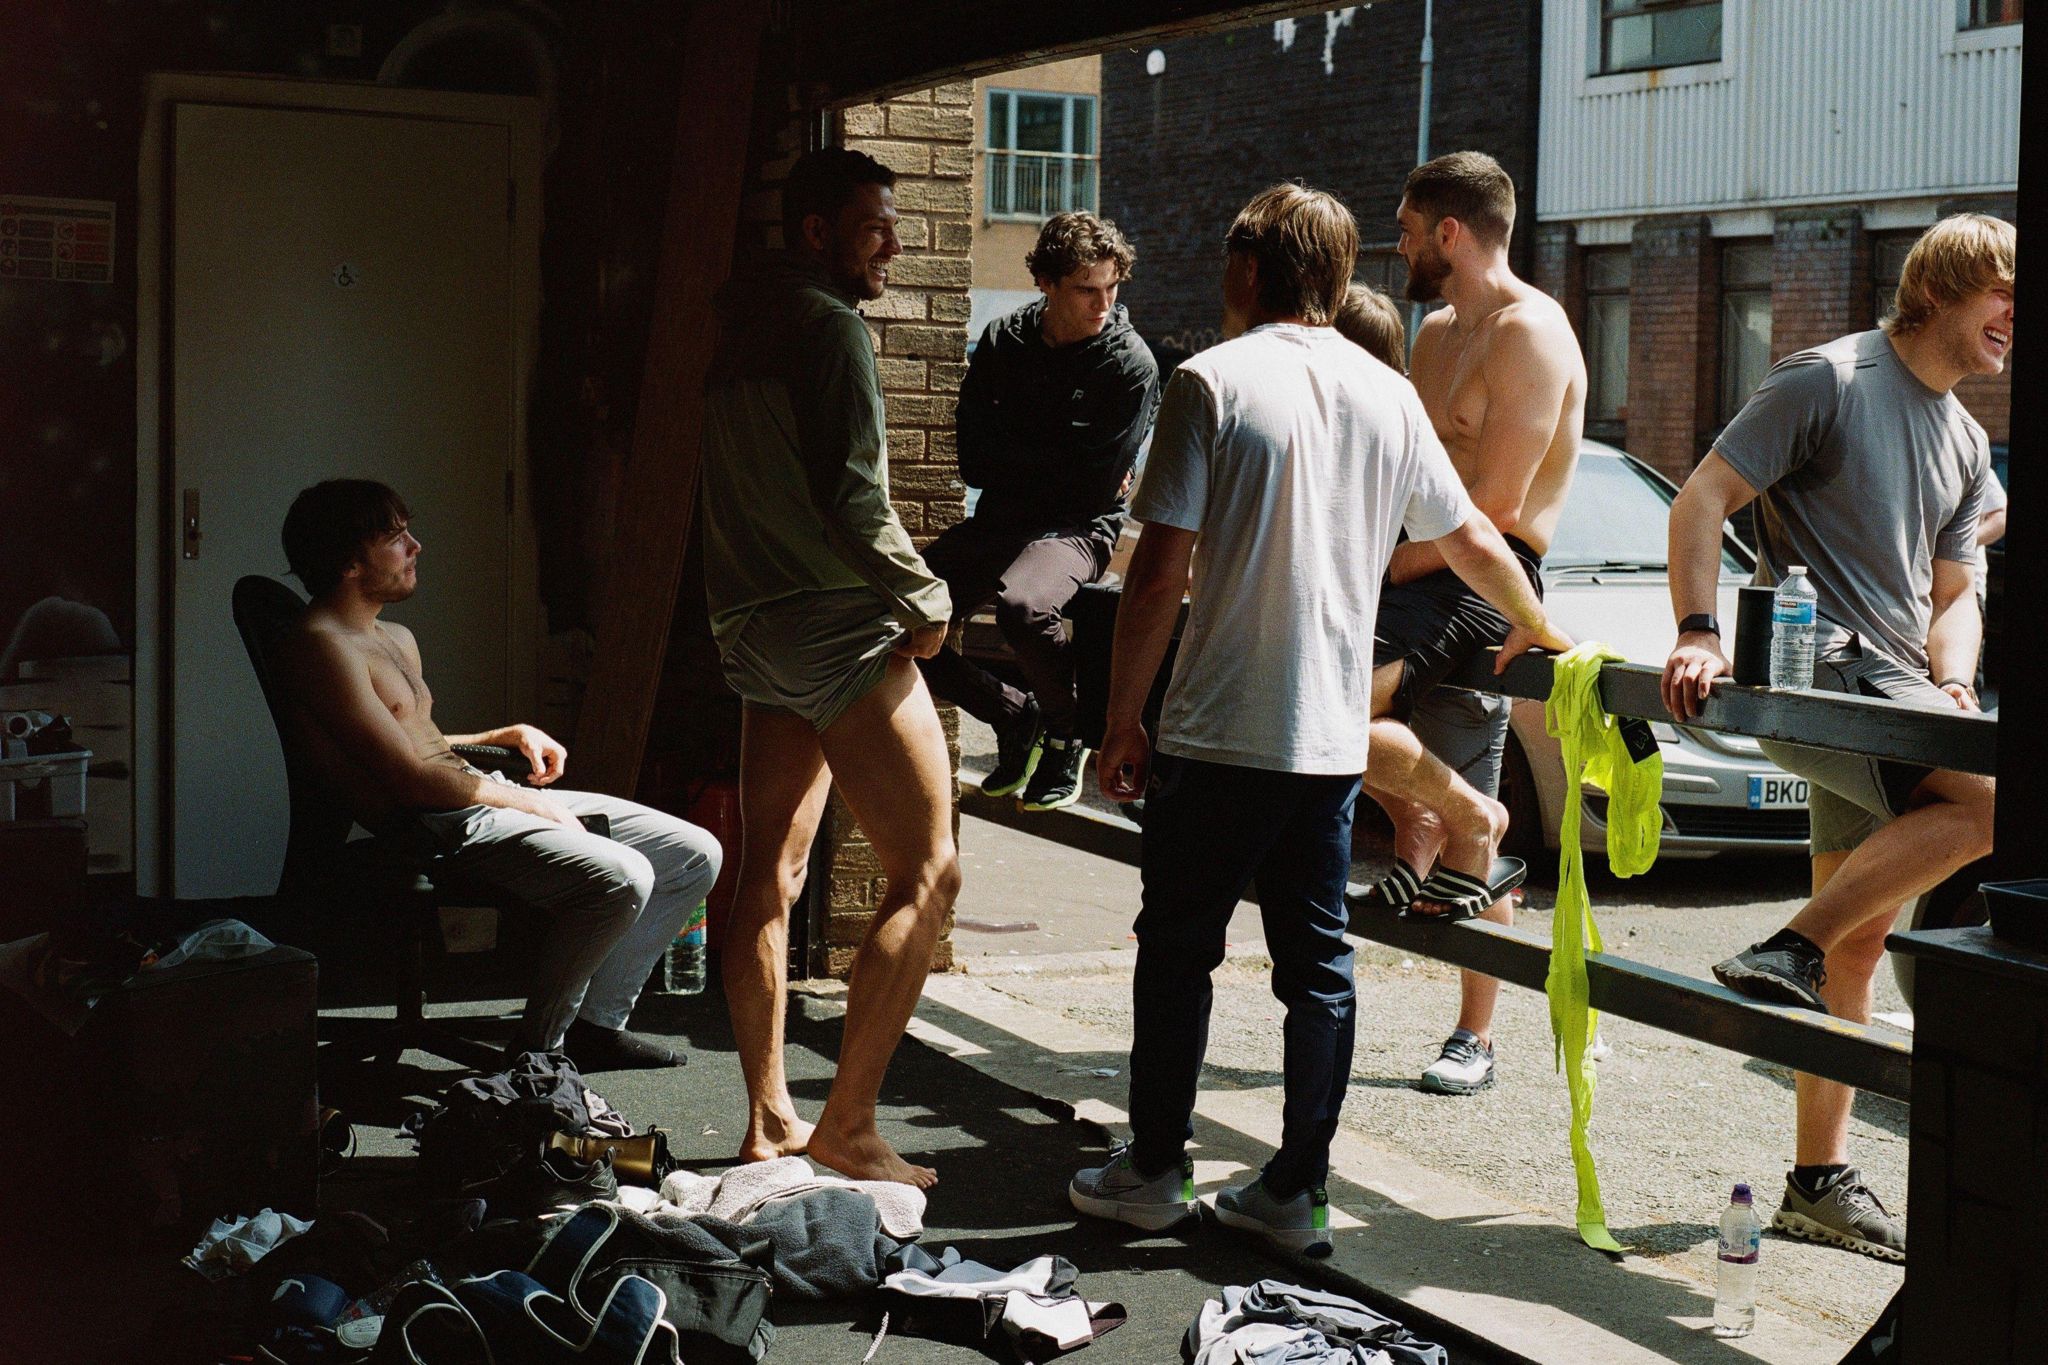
[1127,752,1360,1196]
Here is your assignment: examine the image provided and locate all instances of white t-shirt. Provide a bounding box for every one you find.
[1131,323,1475,774]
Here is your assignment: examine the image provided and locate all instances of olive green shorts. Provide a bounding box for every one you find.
[719,587,904,732]
[1756,637,1950,855]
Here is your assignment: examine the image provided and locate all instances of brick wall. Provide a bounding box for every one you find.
[1100,1,1541,361]
[1624,216,1719,484]
[822,84,975,978]
[675,80,972,980]
[1532,222,1580,333]
[1770,209,1868,362]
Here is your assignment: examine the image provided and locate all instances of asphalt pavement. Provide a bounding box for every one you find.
[950,716,1908,1361]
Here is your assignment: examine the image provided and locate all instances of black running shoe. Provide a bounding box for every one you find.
[1019,736,1090,811]
[1712,933,1828,1011]
[982,699,1044,798]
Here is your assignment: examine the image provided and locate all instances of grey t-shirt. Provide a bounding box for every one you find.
[1713,329,1989,675]
[1132,323,1474,774]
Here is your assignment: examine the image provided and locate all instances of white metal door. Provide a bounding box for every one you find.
[168,101,514,897]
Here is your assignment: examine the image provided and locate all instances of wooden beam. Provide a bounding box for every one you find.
[574,4,766,797]
[795,0,1332,107]
[1992,31,2040,879]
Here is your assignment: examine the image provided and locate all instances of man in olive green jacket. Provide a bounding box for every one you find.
[699,147,956,1188]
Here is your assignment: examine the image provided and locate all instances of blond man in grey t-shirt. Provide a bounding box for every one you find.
[1660,214,2013,1263]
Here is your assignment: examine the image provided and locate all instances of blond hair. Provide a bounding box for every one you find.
[1883,213,2015,336]
[1334,282,1406,371]
[1224,183,1358,326]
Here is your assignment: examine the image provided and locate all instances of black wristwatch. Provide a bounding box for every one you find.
[1678,613,1721,637]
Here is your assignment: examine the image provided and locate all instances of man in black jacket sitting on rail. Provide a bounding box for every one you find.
[917,212,1160,811]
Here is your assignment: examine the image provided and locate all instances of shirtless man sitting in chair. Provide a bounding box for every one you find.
[273,478,722,1072]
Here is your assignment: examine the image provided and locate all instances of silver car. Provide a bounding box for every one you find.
[1499,442,1808,862]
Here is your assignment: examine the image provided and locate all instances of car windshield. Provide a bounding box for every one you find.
[1546,453,1747,576]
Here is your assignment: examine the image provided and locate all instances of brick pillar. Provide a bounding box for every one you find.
[1770,209,1867,362]
[799,82,974,979]
[1626,216,1717,484]
[1532,222,1580,330]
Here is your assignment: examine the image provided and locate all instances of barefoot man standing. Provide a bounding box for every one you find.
[700,148,959,1187]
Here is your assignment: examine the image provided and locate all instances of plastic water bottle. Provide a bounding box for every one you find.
[1713,1183,1762,1337]
[661,901,708,995]
[1768,566,1817,690]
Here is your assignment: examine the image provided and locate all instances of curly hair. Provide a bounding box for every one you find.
[1025,212,1136,286]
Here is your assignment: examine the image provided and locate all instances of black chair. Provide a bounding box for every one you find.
[233,574,529,1071]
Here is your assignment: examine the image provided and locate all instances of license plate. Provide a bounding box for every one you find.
[1748,774,1809,810]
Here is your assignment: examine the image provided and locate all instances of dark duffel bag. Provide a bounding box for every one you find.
[527,1204,775,1365]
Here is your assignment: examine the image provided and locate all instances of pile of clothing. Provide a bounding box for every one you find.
[207,1052,1122,1364]
[1184,1281,1448,1365]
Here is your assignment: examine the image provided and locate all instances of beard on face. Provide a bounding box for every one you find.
[827,236,885,301]
[1404,246,1451,304]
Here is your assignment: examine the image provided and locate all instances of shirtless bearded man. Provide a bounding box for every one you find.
[1359,152,1587,1096]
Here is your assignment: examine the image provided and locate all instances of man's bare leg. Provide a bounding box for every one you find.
[1365,661,1506,916]
[809,656,960,1188]
[726,705,832,1164]
[1368,750,1509,1039]
[1791,851,1905,1165]
[1784,769,1993,952]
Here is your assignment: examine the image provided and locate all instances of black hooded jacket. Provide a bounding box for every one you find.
[955,299,1160,542]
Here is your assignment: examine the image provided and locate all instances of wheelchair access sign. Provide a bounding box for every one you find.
[1748,774,1810,810]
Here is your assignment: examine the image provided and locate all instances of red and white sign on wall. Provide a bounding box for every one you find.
[0,196,115,283]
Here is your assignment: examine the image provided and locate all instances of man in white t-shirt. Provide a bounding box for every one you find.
[1065,183,1570,1255]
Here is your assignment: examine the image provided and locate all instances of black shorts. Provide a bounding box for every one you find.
[1373,535,1544,722]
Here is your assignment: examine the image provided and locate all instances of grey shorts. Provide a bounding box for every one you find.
[1411,687,1511,796]
[1756,637,1949,855]
[720,587,903,731]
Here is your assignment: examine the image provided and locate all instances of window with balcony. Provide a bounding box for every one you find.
[1960,0,2023,29]
[984,90,1098,220]
[1719,241,1773,423]
[1583,247,1631,428]
[1598,0,1722,74]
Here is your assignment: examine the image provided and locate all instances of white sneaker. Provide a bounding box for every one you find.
[1214,1175,1333,1257]
[1419,1032,1495,1095]
[1068,1144,1197,1230]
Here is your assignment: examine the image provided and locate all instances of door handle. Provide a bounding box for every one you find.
[182,487,202,560]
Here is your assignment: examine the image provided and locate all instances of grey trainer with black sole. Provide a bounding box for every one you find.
[1771,1168,1905,1262]
[1712,939,1828,1011]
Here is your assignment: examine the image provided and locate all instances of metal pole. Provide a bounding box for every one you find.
[1409,0,1435,339]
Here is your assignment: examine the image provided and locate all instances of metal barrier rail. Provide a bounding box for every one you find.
[967,583,2001,1104]
[1447,650,1997,776]
[959,776,1914,1100]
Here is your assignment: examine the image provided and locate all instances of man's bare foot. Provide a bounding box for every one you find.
[809,1117,937,1188]
[738,1108,814,1163]
[1412,793,1508,918]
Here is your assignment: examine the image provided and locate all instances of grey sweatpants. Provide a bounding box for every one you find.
[416,782,722,1050]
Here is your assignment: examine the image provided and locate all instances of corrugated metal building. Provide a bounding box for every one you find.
[1531,0,2020,478]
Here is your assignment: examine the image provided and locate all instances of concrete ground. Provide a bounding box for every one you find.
[951,716,1908,1360]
